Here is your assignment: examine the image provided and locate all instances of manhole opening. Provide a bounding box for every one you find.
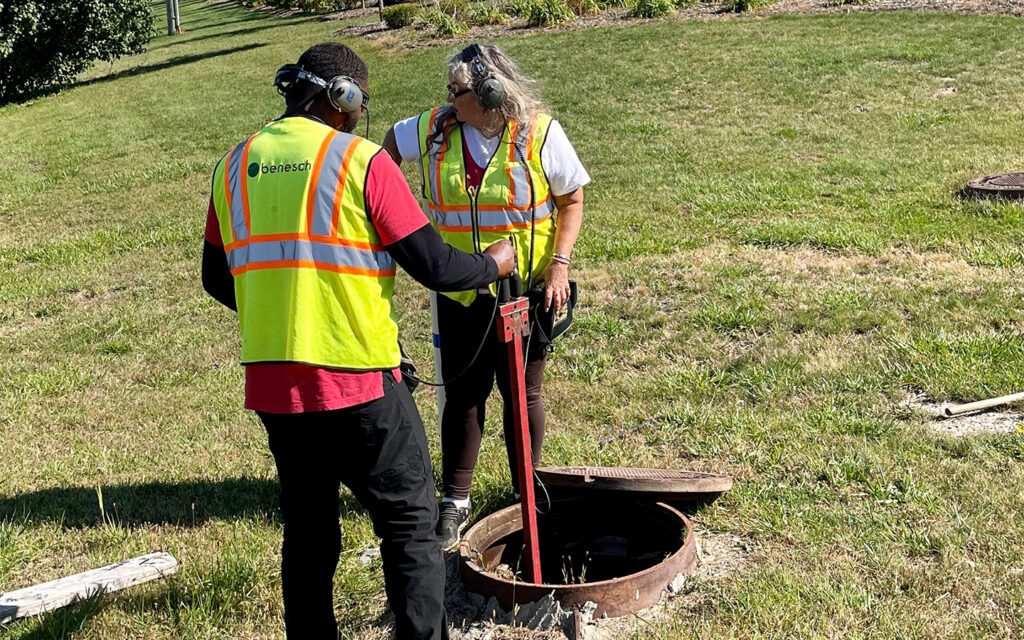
[460,497,697,618]
[477,500,683,584]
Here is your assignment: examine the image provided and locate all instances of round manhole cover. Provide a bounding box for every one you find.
[536,466,733,498]
[965,173,1024,199]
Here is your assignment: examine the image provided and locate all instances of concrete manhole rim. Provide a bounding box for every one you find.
[458,502,697,618]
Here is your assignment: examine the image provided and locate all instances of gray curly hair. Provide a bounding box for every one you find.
[447,44,546,137]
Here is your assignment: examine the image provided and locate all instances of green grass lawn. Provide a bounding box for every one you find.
[3,1,1024,638]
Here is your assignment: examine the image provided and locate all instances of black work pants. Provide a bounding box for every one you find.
[259,372,448,640]
[437,293,547,500]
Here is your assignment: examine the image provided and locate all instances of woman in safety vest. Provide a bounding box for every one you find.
[383,43,590,551]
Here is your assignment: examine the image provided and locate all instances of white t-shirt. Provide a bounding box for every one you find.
[392,114,591,197]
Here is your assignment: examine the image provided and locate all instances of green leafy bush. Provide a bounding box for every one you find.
[382,3,419,27]
[466,3,509,24]
[505,0,536,16]
[437,0,469,15]
[567,0,601,15]
[0,0,153,103]
[424,8,468,36]
[728,0,777,11]
[526,0,575,26]
[629,0,674,17]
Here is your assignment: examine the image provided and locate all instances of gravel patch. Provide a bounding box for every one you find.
[904,391,1024,437]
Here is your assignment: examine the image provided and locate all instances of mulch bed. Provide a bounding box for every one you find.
[329,0,1024,48]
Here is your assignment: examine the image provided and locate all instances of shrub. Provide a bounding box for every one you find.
[526,0,575,26]
[466,3,509,24]
[436,0,469,15]
[505,0,536,16]
[382,3,419,26]
[295,0,349,11]
[566,0,601,15]
[728,0,777,11]
[424,8,468,36]
[1,0,153,104]
[629,0,674,17]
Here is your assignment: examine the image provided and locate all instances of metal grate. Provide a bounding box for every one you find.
[989,173,1024,188]
[966,173,1024,199]
[541,467,721,481]
[536,466,733,497]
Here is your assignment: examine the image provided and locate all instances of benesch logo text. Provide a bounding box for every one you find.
[248,161,312,178]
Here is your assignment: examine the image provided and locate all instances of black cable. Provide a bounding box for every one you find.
[402,292,499,388]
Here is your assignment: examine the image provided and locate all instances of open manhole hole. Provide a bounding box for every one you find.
[965,173,1024,200]
[459,467,733,620]
[459,499,696,618]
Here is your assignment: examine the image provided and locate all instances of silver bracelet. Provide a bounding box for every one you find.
[552,253,571,265]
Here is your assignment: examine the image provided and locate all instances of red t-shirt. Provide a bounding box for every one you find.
[462,134,485,189]
[206,150,428,414]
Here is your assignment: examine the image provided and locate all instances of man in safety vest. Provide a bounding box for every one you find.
[201,42,514,640]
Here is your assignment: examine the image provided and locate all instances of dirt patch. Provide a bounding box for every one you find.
[903,391,1024,437]
[760,0,1024,18]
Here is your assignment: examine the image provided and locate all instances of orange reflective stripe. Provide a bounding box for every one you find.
[230,260,396,278]
[330,138,360,237]
[224,232,384,253]
[306,130,337,233]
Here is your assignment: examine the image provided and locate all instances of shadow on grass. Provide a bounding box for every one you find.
[1,477,327,529]
[148,22,290,50]
[76,43,267,89]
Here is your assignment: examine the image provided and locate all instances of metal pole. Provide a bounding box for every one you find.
[944,391,1024,417]
[173,0,182,34]
[378,0,384,22]
[430,292,446,419]
[497,293,542,584]
[166,0,174,35]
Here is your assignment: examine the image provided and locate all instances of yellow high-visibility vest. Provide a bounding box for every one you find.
[417,107,555,306]
[212,117,400,370]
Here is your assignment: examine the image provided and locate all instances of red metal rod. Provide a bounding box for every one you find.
[497,297,542,584]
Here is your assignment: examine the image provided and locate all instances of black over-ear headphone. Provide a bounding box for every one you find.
[274,63,369,114]
[461,44,505,111]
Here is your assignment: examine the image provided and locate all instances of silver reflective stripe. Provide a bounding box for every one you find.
[227,239,394,272]
[509,125,534,208]
[426,147,443,207]
[508,163,531,209]
[310,133,358,237]
[225,139,250,242]
[429,198,554,229]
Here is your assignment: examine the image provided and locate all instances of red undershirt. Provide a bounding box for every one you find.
[206,151,429,414]
[463,133,485,189]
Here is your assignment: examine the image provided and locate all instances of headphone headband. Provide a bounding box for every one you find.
[459,44,505,111]
[273,63,369,114]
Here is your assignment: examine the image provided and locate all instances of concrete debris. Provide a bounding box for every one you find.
[668,572,687,594]
[358,547,380,566]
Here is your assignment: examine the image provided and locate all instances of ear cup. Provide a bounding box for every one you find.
[327,77,366,113]
[474,76,505,110]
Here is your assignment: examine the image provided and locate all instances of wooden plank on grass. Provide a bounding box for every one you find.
[0,552,179,624]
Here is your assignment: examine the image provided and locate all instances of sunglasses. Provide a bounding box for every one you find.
[447,84,472,99]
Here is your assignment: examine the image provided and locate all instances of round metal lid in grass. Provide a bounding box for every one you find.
[535,466,733,501]
[965,173,1024,199]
